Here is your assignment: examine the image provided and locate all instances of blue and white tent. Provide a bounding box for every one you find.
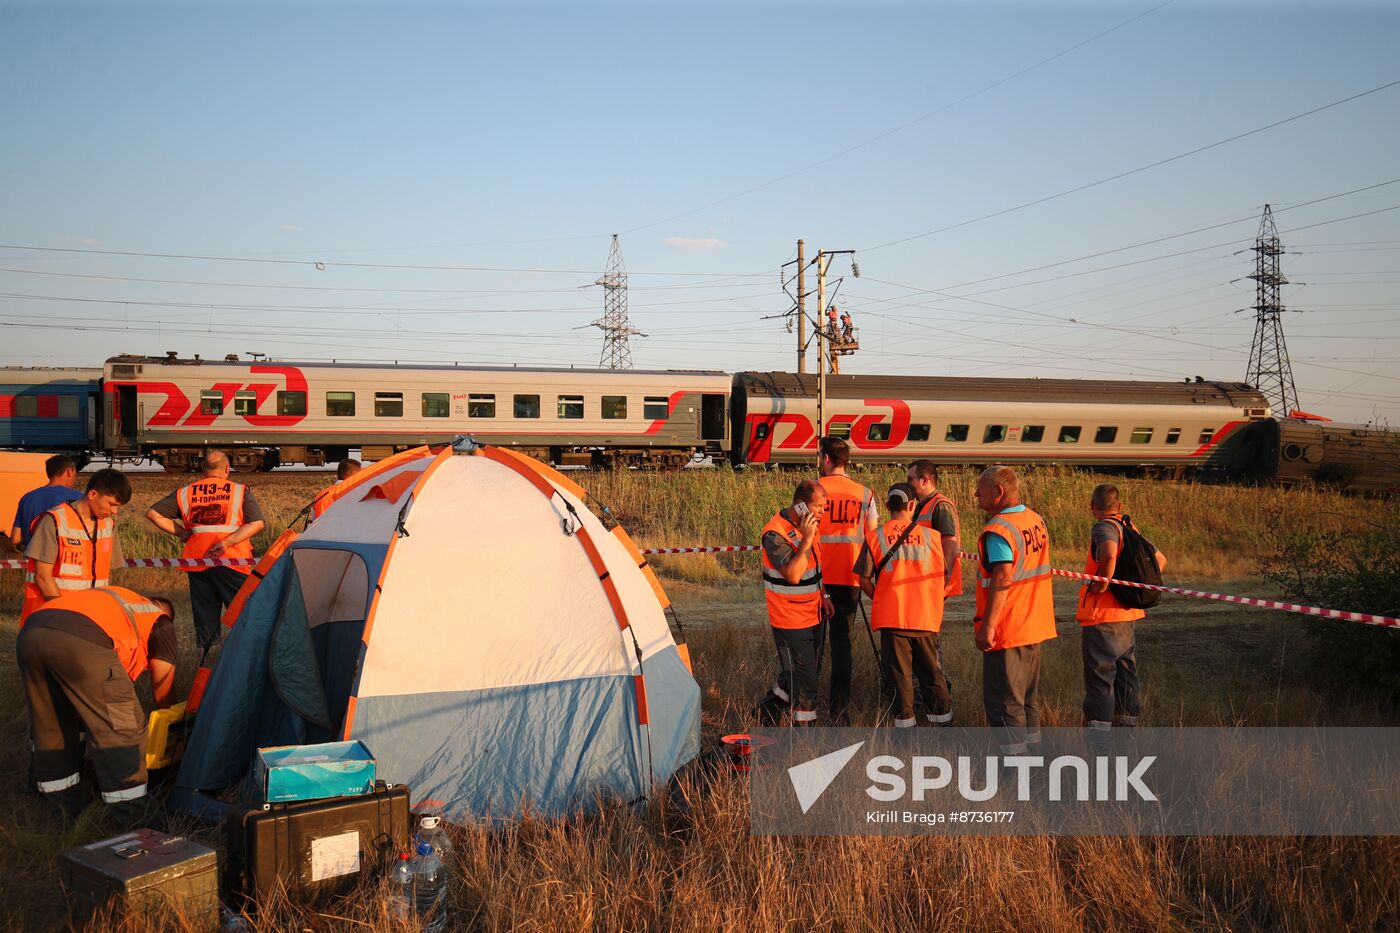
[175,442,700,820]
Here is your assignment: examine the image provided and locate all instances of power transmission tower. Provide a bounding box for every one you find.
[590,234,644,369]
[1245,204,1300,417]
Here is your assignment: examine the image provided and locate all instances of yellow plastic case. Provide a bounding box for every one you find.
[145,702,188,771]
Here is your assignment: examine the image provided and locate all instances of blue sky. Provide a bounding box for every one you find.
[1,0,1397,423]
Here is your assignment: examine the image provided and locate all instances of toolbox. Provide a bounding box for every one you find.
[223,780,411,905]
[246,740,377,804]
[59,828,219,931]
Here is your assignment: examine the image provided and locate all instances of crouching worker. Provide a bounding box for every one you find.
[857,483,952,727]
[17,587,177,828]
[754,480,831,726]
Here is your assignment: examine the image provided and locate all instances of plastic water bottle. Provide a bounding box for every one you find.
[417,815,454,859]
[412,840,447,932]
[388,852,414,921]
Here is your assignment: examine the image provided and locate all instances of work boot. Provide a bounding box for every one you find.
[108,795,166,832]
[753,694,786,727]
[43,782,93,822]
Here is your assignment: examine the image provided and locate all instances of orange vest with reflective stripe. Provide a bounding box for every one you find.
[818,474,876,587]
[177,479,251,573]
[1075,517,1145,626]
[31,586,167,681]
[974,507,1057,650]
[915,492,963,597]
[762,511,823,630]
[20,503,116,624]
[866,519,944,633]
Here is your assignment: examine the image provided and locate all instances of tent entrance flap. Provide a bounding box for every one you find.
[269,548,371,741]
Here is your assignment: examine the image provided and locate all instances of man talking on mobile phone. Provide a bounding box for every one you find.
[753,480,832,726]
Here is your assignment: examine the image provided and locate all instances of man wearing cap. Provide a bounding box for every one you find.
[855,483,951,727]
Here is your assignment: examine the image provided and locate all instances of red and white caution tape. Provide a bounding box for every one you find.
[4,546,1395,629]
[0,556,254,570]
[640,545,761,555]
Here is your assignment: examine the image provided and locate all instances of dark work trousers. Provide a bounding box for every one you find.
[1081,621,1142,725]
[188,565,246,648]
[983,643,1044,754]
[757,625,821,724]
[881,630,952,726]
[824,584,859,718]
[17,625,148,805]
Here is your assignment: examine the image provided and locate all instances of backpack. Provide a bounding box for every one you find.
[1106,515,1162,610]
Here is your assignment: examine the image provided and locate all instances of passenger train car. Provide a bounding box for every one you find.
[0,354,1395,492]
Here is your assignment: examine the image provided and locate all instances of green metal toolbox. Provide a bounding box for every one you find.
[59,828,219,931]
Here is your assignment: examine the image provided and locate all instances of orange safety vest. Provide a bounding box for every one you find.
[177,479,252,574]
[818,474,876,587]
[20,503,116,624]
[974,507,1057,650]
[1075,517,1146,626]
[29,586,168,682]
[761,511,823,630]
[914,492,963,597]
[865,519,944,633]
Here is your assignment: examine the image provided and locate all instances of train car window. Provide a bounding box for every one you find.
[1165,428,1182,445]
[200,391,224,416]
[1022,425,1045,443]
[327,391,356,417]
[234,390,257,416]
[514,394,541,419]
[946,424,969,443]
[15,396,37,417]
[908,423,931,442]
[983,425,1008,443]
[422,393,450,418]
[868,423,891,442]
[557,395,585,419]
[1198,427,1215,445]
[58,396,79,419]
[375,392,404,417]
[601,396,627,419]
[643,396,669,419]
[1059,426,1082,443]
[829,423,852,440]
[1094,426,1118,444]
[278,391,307,417]
[468,394,496,418]
[1130,427,1153,444]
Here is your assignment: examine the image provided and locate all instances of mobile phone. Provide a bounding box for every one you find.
[793,501,810,519]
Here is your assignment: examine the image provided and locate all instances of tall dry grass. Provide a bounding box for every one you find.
[0,470,1396,930]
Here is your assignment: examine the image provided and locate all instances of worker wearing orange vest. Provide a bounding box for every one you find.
[906,459,963,598]
[311,458,364,519]
[1077,484,1168,744]
[17,586,177,827]
[973,466,1057,755]
[20,468,130,624]
[856,483,952,727]
[754,480,831,726]
[817,436,879,721]
[146,450,266,648]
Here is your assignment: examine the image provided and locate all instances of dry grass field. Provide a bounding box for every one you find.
[0,468,1395,931]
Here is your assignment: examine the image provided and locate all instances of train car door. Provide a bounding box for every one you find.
[117,385,138,446]
[700,394,726,441]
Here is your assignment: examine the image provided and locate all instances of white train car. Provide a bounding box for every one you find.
[731,372,1275,477]
[103,355,732,471]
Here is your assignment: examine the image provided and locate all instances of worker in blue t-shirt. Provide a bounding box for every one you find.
[9,455,83,551]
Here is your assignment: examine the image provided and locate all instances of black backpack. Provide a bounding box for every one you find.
[1106,515,1162,610]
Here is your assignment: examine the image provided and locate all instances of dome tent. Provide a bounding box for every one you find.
[174,440,700,821]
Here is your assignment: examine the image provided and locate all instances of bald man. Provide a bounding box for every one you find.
[147,451,265,647]
[972,466,1057,756]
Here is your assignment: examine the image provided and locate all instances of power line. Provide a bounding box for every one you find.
[620,0,1177,236]
[863,78,1400,253]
